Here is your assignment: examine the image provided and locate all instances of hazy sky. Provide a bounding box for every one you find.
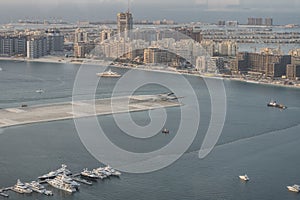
[0,0,299,24]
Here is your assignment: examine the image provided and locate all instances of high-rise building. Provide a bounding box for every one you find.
[0,35,27,56]
[117,12,133,35]
[265,18,273,26]
[236,51,291,77]
[27,36,48,59]
[74,29,88,43]
[46,29,64,53]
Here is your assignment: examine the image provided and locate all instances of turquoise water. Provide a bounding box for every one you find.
[0,61,300,199]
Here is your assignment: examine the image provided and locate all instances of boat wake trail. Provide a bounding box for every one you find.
[209,122,300,151]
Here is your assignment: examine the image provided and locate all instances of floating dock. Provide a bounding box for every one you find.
[0,95,181,128]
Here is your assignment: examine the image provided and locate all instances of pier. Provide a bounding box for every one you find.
[0,95,181,128]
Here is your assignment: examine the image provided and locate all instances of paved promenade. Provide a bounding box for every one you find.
[0,95,180,128]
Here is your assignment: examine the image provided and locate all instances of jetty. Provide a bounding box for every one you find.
[0,94,181,128]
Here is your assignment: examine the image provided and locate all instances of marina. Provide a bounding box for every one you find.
[0,164,121,198]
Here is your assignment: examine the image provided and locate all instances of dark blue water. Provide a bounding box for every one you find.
[0,61,300,199]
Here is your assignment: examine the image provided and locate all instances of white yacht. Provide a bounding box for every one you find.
[96,69,121,78]
[25,181,53,196]
[47,175,77,193]
[81,168,99,179]
[11,179,33,194]
[239,174,249,181]
[55,174,80,190]
[92,169,107,179]
[287,184,300,193]
[104,165,121,176]
[38,164,72,180]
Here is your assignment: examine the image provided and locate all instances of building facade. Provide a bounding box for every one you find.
[27,36,48,59]
[117,12,133,35]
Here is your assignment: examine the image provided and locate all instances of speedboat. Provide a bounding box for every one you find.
[287,184,300,193]
[239,174,249,181]
[35,89,44,94]
[162,128,169,134]
[11,179,33,194]
[267,100,287,109]
[96,69,121,78]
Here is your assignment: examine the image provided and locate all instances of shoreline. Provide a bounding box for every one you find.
[0,56,299,89]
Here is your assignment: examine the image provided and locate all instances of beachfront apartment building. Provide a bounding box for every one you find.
[27,36,48,59]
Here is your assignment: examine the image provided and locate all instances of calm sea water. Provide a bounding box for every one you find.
[0,61,300,200]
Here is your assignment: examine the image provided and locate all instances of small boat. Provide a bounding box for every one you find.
[35,89,44,94]
[162,128,169,134]
[239,174,249,181]
[287,184,300,193]
[96,69,121,78]
[267,100,287,109]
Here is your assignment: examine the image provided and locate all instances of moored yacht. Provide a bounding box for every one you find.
[11,179,32,194]
[92,168,107,179]
[38,164,72,180]
[81,168,99,179]
[25,181,53,196]
[55,173,80,190]
[47,175,77,193]
[104,165,121,176]
[287,184,300,193]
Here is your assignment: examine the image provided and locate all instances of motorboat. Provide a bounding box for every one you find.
[35,89,44,94]
[239,174,249,181]
[162,128,169,134]
[267,100,287,109]
[80,168,99,179]
[11,179,33,194]
[96,69,121,78]
[287,184,300,193]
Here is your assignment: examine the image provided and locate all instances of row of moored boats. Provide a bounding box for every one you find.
[239,174,300,193]
[1,164,121,197]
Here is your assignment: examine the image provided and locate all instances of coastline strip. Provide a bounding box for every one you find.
[0,95,181,128]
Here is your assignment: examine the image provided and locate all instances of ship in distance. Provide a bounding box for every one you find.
[38,164,72,180]
[267,100,287,109]
[96,69,121,78]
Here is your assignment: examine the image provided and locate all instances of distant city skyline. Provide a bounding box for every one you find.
[0,0,299,25]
